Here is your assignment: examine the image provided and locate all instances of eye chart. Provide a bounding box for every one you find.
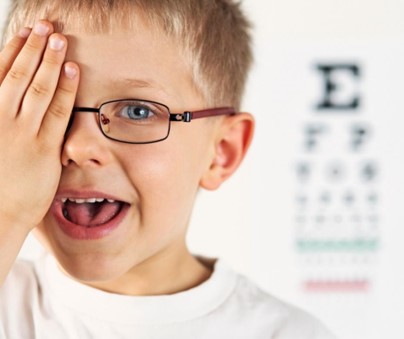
[295,61,379,293]
[247,41,403,339]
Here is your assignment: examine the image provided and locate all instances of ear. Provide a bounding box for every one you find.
[200,113,255,190]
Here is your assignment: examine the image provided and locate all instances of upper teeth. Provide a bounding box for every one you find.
[61,198,115,203]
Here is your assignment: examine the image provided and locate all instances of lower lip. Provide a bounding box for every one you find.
[51,201,130,240]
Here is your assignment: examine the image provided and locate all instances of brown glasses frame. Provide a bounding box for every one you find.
[72,98,236,144]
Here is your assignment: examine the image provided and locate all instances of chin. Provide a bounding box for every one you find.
[56,251,132,284]
[33,227,131,283]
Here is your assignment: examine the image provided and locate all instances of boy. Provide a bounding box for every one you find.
[0,0,335,338]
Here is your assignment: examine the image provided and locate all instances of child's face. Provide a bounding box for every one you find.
[35,18,219,290]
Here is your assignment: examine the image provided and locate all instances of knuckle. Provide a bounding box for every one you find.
[49,102,68,119]
[7,38,23,51]
[29,82,50,97]
[24,39,42,54]
[58,83,76,97]
[36,138,54,155]
[42,54,62,67]
[8,67,26,81]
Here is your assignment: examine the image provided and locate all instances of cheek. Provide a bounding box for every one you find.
[119,143,200,201]
[119,124,212,189]
[116,127,212,223]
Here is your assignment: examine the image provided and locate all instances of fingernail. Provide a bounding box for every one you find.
[49,37,65,51]
[18,27,31,38]
[64,65,77,79]
[33,22,50,36]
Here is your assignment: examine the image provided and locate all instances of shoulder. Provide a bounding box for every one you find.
[1,258,38,292]
[0,260,40,328]
[0,258,40,306]
[216,262,336,339]
[0,258,47,338]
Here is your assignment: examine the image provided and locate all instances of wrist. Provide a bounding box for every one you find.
[0,210,37,234]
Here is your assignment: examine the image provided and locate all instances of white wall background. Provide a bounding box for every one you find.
[2,1,404,338]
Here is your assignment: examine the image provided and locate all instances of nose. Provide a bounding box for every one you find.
[61,112,114,168]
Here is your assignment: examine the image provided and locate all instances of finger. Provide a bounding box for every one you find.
[39,62,80,144]
[0,21,53,117]
[20,33,67,129]
[0,27,31,85]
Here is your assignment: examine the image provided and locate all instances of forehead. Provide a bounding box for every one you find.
[60,18,198,109]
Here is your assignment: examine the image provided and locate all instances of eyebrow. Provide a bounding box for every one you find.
[107,77,171,100]
[111,77,164,90]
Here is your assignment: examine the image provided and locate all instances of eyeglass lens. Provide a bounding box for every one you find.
[99,100,171,143]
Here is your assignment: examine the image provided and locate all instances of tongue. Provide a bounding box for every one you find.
[65,201,122,227]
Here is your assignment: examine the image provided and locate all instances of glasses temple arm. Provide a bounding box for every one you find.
[169,107,236,123]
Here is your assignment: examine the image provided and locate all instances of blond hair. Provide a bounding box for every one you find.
[3,0,253,109]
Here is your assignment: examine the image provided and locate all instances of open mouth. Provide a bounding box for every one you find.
[61,198,125,227]
[52,192,131,240]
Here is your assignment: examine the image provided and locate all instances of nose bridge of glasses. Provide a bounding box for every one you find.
[72,107,100,113]
[73,106,109,121]
[69,107,105,134]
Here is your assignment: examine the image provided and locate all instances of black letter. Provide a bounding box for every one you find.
[315,64,361,111]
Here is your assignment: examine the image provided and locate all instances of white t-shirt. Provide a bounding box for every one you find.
[0,254,335,339]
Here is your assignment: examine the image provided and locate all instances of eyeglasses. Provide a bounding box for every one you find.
[72,99,236,144]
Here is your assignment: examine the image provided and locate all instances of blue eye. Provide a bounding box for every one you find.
[122,105,154,120]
